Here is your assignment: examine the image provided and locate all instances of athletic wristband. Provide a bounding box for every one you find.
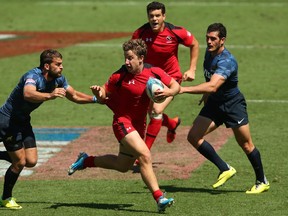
[92,96,98,103]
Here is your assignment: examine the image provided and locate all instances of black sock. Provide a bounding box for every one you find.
[247,148,265,183]
[2,167,20,200]
[197,140,229,172]
[0,151,12,163]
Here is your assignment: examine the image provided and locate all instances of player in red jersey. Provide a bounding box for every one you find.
[68,39,180,213]
[132,1,199,149]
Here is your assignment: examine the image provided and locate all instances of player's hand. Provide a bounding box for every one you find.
[90,85,103,97]
[52,88,66,99]
[183,69,195,82]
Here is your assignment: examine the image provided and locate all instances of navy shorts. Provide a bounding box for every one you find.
[0,113,36,151]
[199,92,249,128]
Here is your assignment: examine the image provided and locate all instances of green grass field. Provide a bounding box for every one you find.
[0,0,288,215]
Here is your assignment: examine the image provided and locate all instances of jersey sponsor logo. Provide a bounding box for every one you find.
[128,80,135,85]
[237,118,245,124]
[25,78,36,85]
[145,37,153,42]
[204,69,212,79]
[126,127,132,131]
[166,35,172,44]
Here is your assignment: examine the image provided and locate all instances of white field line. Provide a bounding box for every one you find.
[76,43,288,50]
[0,34,17,40]
[247,100,288,103]
[38,1,287,7]
[0,144,64,177]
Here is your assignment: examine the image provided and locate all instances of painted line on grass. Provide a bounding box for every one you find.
[76,43,288,50]
[0,34,17,40]
[38,1,287,7]
[0,128,87,177]
[247,99,288,103]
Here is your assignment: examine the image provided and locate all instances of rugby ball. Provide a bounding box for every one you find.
[146,77,165,103]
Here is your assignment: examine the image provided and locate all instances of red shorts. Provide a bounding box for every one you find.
[112,117,146,142]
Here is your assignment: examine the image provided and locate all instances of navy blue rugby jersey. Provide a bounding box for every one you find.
[203,48,240,102]
[0,67,69,121]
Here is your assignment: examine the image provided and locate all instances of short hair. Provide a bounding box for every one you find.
[207,23,227,39]
[146,1,165,14]
[39,49,62,68]
[122,39,147,58]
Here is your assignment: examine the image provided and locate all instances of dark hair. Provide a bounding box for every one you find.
[122,39,147,58]
[39,49,62,68]
[146,1,165,14]
[207,23,227,39]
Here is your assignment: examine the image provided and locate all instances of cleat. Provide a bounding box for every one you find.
[157,194,174,213]
[246,181,270,194]
[1,197,22,209]
[212,166,236,189]
[68,152,88,175]
[166,117,181,143]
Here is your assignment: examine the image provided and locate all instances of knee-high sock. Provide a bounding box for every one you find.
[0,151,12,163]
[153,189,163,202]
[145,118,162,150]
[2,167,20,200]
[247,148,265,182]
[162,113,177,130]
[197,140,229,172]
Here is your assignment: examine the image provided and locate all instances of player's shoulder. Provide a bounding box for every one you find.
[144,64,166,78]
[165,22,184,30]
[22,67,41,80]
[25,67,41,75]
[143,63,163,73]
[109,65,129,86]
[133,23,151,36]
[221,48,237,62]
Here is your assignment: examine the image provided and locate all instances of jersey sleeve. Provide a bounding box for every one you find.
[60,75,69,89]
[215,58,236,79]
[54,75,69,90]
[152,67,172,86]
[105,72,121,93]
[23,73,38,87]
[172,26,194,47]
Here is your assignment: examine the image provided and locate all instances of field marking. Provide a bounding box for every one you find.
[247,99,288,103]
[0,34,17,40]
[0,128,86,177]
[0,146,62,177]
[38,1,287,7]
[76,43,288,50]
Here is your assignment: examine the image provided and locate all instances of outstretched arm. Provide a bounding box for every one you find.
[182,37,200,82]
[65,85,95,104]
[180,74,225,94]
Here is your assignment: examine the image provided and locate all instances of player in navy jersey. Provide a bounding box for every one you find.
[180,23,270,194]
[68,39,179,212]
[0,49,97,209]
[132,1,199,150]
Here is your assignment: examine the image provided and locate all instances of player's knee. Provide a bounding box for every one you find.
[117,166,130,173]
[11,159,26,173]
[138,152,152,165]
[187,131,200,147]
[25,157,38,168]
[240,142,255,154]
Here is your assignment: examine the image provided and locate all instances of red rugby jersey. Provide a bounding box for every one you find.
[105,64,172,121]
[132,22,194,81]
